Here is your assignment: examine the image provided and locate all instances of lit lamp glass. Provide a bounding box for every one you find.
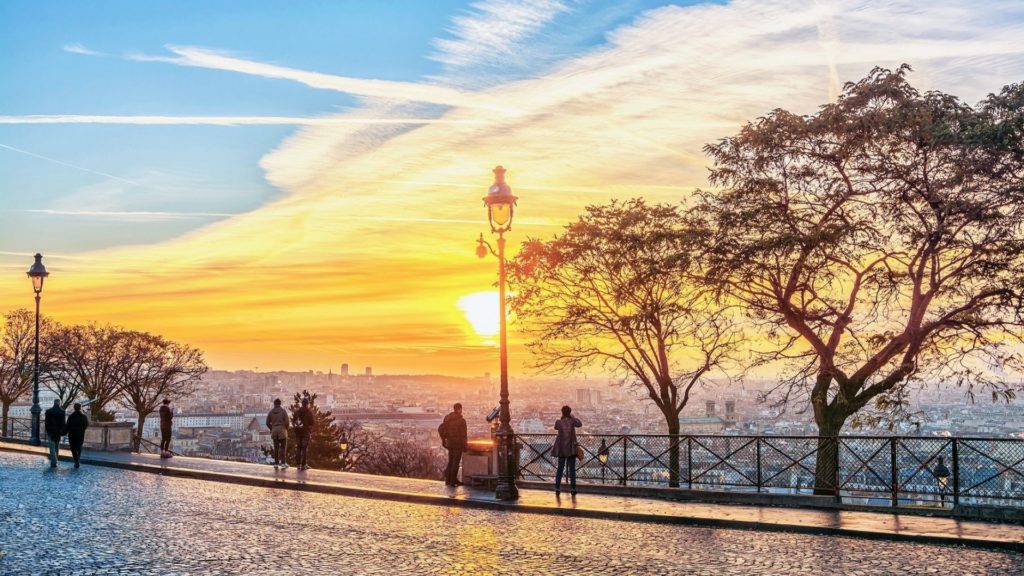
[340,434,349,453]
[27,253,49,294]
[483,166,517,233]
[598,439,609,464]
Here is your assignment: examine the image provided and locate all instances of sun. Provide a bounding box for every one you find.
[457,291,500,340]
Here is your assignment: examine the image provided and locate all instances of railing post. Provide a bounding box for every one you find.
[686,435,693,489]
[890,437,899,508]
[951,437,960,507]
[833,436,842,504]
[621,436,627,487]
[756,436,762,493]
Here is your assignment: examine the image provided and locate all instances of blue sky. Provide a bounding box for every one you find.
[1,0,1022,372]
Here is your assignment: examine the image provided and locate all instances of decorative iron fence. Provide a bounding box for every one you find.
[514,433,1024,509]
[3,416,69,446]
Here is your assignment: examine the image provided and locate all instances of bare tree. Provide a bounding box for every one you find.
[355,435,445,480]
[0,309,50,435]
[47,323,132,420]
[692,66,1024,492]
[117,331,206,450]
[508,199,741,487]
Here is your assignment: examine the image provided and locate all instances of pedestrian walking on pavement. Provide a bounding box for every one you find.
[552,405,582,496]
[44,399,66,468]
[266,398,290,469]
[159,398,174,457]
[438,403,468,486]
[64,403,89,468]
[294,397,315,471]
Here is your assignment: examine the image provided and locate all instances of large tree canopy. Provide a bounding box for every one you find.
[509,199,739,487]
[692,65,1024,444]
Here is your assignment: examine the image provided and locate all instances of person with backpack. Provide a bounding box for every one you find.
[294,397,315,471]
[266,399,290,469]
[552,405,583,496]
[438,403,468,486]
[158,398,174,457]
[64,403,89,468]
[44,399,66,468]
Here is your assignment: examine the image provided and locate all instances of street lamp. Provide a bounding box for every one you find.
[26,253,49,447]
[339,432,349,454]
[933,456,951,506]
[598,439,609,484]
[476,165,519,501]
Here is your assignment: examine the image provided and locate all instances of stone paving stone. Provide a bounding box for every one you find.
[1,451,1022,575]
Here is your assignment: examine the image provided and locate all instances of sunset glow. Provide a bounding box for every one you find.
[2,1,1023,374]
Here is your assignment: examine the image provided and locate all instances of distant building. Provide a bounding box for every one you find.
[680,416,728,434]
[706,401,716,418]
[365,366,372,376]
[341,363,349,376]
[576,389,593,408]
[725,401,736,422]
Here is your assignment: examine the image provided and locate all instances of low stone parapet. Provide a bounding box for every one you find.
[83,422,134,452]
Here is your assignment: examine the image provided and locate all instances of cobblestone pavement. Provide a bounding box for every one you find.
[1,453,1022,576]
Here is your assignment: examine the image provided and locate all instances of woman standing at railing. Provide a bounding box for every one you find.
[552,405,582,496]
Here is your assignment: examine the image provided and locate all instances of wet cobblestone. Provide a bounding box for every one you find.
[1,452,1022,575]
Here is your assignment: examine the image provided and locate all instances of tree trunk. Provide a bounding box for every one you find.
[813,415,845,496]
[665,411,681,489]
[134,414,146,452]
[1,402,9,438]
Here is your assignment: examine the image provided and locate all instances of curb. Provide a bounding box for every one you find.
[3,444,1021,553]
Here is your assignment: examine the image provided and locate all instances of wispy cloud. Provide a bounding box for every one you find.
[432,0,571,70]
[20,209,235,221]
[63,43,103,56]
[0,115,486,126]
[127,45,505,111]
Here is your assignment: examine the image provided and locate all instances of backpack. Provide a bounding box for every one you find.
[437,418,449,441]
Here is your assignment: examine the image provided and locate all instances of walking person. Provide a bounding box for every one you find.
[266,398,290,469]
[294,397,315,471]
[158,398,174,457]
[64,403,89,469]
[552,405,582,496]
[44,399,66,468]
[438,403,467,486]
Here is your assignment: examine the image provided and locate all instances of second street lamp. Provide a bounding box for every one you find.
[26,253,49,447]
[476,165,519,501]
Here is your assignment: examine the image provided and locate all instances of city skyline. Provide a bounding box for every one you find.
[3,1,1024,375]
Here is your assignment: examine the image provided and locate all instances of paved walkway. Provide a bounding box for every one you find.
[2,441,1021,551]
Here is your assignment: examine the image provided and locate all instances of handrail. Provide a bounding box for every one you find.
[514,432,1024,510]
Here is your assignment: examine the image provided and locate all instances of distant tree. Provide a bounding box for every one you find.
[691,65,1024,492]
[354,435,445,480]
[507,199,741,487]
[333,419,367,472]
[285,390,346,470]
[117,331,207,451]
[0,309,53,435]
[46,324,133,419]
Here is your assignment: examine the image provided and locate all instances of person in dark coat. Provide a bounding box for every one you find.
[438,403,468,486]
[44,399,66,468]
[552,405,582,496]
[266,399,290,469]
[293,398,315,471]
[64,403,89,468]
[158,398,174,456]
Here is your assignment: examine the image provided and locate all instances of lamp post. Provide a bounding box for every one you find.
[26,253,49,447]
[476,165,519,501]
[598,439,609,484]
[933,456,951,506]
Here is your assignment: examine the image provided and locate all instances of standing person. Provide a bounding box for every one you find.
[64,403,89,469]
[438,403,467,486]
[158,398,174,457]
[44,399,66,468]
[294,397,315,471]
[266,398,290,469]
[552,405,582,496]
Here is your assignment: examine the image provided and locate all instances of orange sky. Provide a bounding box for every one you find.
[3,1,1022,374]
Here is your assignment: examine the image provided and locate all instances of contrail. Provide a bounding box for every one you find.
[0,143,140,185]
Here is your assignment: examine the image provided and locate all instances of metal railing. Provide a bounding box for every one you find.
[514,433,1024,509]
[3,417,69,446]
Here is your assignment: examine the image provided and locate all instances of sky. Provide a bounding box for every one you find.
[1,0,1023,375]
